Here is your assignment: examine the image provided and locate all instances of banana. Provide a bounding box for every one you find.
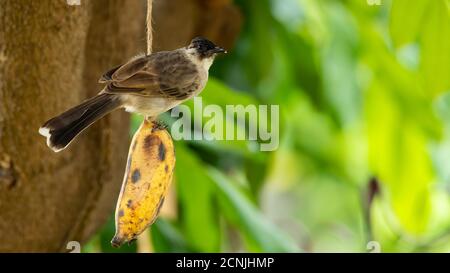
[111,119,175,247]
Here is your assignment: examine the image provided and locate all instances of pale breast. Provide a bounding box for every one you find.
[122,95,181,117]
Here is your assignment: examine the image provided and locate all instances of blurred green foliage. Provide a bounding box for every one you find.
[84,0,450,252]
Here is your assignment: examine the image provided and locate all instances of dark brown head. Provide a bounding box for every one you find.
[188,37,227,59]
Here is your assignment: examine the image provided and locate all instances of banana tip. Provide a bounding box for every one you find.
[111,235,125,248]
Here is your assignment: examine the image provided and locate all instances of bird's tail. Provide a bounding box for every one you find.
[39,93,122,152]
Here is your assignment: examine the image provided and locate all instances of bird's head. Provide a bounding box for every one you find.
[187,37,227,60]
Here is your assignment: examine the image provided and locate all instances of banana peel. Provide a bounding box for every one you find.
[111,119,175,247]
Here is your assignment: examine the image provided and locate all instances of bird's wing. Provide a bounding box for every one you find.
[103,51,200,100]
[99,54,149,83]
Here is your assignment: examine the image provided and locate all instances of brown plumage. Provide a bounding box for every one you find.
[102,50,200,100]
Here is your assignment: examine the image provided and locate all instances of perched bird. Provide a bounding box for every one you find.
[39,37,226,152]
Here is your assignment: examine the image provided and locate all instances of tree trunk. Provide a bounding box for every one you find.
[0,0,241,252]
[0,0,144,252]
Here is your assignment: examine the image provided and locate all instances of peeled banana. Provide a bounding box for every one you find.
[111,119,175,247]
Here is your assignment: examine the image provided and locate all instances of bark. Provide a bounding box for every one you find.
[0,0,144,252]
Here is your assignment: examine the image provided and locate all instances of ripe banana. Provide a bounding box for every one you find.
[111,119,175,247]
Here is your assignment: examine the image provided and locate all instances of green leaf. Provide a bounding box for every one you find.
[175,143,221,252]
[208,168,300,252]
[321,2,360,124]
[420,0,450,95]
[202,78,259,107]
[173,78,269,159]
[389,0,429,47]
[366,83,433,235]
[151,219,191,253]
[130,114,144,136]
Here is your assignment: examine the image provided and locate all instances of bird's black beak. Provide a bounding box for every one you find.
[211,46,227,54]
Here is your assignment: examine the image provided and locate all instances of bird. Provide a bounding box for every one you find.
[39,37,226,152]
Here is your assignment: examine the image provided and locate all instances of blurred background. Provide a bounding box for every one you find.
[0,0,449,253]
[85,0,450,253]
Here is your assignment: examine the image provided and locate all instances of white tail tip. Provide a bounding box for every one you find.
[38,126,64,153]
